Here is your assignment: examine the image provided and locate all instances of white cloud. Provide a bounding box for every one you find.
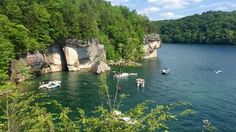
[159,12,184,20]
[137,7,160,15]
[162,12,175,16]
[106,0,129,5]
[147,0,203,9]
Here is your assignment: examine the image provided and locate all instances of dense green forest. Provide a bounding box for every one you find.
[153,11,236,44]
[0,0,154,87]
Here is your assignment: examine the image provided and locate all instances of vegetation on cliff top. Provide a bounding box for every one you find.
[0,0,154,89]
[153,11,236,44]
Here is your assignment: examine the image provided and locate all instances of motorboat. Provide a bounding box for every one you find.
[129,73,138,76]
[113,110,137,125]
[136,78,145,88]
[114,73,129,78]
[39,80,61,89]
[214,70,222,74]
[162,68,170,75]
[114,72,138,79]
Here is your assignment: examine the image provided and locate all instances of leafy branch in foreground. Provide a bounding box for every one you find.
[0,74,196,131]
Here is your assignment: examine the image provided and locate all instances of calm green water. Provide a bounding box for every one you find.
[31,44,236,131]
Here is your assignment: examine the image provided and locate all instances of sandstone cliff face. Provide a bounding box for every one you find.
[10,34,160,78]
[143,33,161,59]
[42,44,67,74]
[36,39,110,74]
[63,44,80,71]
[10,51,45,82]
[10,58,29,82]
[64,38,109,73]
[91,61,111,74]
[26,51,44,74]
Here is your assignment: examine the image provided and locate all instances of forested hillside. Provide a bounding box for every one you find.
[153,11,236,44]
[0,0,153,85]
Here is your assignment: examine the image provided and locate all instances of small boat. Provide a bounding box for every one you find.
[114,73,129,78]
[214,70,222,74]
[129,73,138,76]
[136,78,145,88]
[162,68,170,75]
[39,80,61,89]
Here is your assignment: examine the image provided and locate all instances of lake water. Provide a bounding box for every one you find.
[31,44,236,132]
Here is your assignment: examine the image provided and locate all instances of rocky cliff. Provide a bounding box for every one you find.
[143,33,161,58]
[10,39,111,82]
[10,34,161,81]
[42,44,67,74]
[63,38,108,71]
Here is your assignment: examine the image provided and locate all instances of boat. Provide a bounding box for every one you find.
[162,68,170,75]
[114,72,138,79]
[214,70,222,74]
[113,110,137,125]
[39,80,61,89]
[129,73,138,76]
[136,78,145,88]
[114,73,129,78]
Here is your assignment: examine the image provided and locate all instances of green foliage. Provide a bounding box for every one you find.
[0,37,14,85]
[0,14,39,57]
[0,74,196,131]
[0,89,195,131]
[1,90,55,131]
[0,0,151,86]
[202,119,217,132]
[0,0,152,54]
[153,11,236,44]
[125,38,145,60]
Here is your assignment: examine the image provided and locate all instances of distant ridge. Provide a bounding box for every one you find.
[153,11,236,45]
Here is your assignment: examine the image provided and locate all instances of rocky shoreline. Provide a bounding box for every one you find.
[9,33,161,83]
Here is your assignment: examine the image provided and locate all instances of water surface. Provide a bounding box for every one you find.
[32,44,236,131]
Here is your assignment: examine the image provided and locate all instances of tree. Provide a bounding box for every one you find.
[0,74,195,131]
[153,11,236,45]
[0,37,14,85]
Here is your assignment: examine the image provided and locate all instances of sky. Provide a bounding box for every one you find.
[106,0,236,20]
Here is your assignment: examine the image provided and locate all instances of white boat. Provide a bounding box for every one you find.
[136,78,145,88]
[113,110,137,125]
[214,70,222,74]
[129,73,138,76]
[39,80,61,89]
[114,73,129,78]
[162,68,170,75]
[114,73,138,79]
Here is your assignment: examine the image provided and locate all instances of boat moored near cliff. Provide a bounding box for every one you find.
[39,80,61,89]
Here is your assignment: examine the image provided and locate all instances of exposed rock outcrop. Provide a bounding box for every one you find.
[26,51,44,74]
[63,44,80,71]
[91,61,111,74]
[64,38,110,73]
[42,44,67,74]
[31,39,110,74]
[143,33,161,58]
[10,58,31,82]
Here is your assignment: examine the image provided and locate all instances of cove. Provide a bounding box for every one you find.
[29,43,236,132]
